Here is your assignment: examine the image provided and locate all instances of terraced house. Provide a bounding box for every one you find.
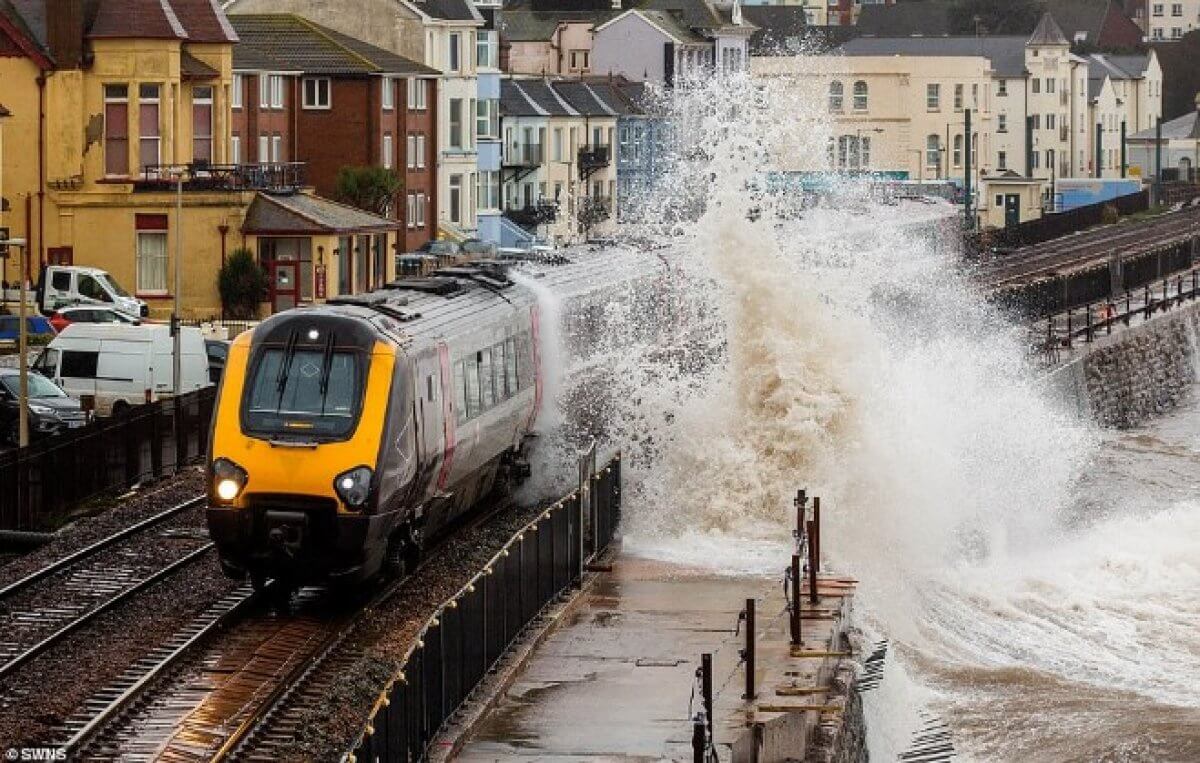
[0,0,251,317]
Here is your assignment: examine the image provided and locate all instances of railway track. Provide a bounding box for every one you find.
[976,205,1200,288]
[58,496,516,762]
[0,496,209,688]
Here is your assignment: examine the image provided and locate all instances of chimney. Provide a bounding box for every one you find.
[46,0,85,69]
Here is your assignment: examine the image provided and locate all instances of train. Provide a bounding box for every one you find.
[205,264,542,588]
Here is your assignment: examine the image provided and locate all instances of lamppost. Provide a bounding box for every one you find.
[172,172,184,397]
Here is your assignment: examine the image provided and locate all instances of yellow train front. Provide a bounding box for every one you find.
[205,308,419,587]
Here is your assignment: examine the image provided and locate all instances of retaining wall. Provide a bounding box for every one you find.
[1047,298,1200,428]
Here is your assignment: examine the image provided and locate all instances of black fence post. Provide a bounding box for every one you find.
[1066,310,1073,347]
[1085,304,1093,343]
[702,652,714,736]
[742,598,755,701]
[790,554,802,646]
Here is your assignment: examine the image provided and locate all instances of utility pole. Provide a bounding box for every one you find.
[7,236,30,447]
[1120,120,1127,179]
[173,174,183,396]
[1096,121,1104,178]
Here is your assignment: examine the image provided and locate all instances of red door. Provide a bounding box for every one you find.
[269,261,298,312]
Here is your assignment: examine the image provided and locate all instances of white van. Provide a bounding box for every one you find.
[37,265,148,318]
[32,324,210,415]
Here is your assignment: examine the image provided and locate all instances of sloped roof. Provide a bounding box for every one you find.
[554,81,615,116]
[585,80,643,115]
[229,14,438,76]
[1129,111,1200,140]
[164,0,238,43]
[242,192,401,235]
[1107,53,1151,76]
[1028,12,1069,45]
[3,0,236,51]
[88,0,187,40]
[500,79,547,117]
[517,79,579,115]
[856,3,951,38]
[741,5,807,55]
[2,0,48,55]
[838,35,1029,77]
[497,9,614,42]
[417,0,481,23]
[180,49,219,78]
[232,42,290,71]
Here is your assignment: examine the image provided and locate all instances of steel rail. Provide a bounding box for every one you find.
[0,542,215,680]
[0,494,207,603]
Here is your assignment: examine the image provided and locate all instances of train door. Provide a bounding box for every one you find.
[412,349,443,469]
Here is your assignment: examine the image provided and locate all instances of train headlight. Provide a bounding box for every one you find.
[334,466,374,509]
[212,458,248,503]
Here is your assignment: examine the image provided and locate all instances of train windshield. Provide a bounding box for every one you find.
[243,346,364,439]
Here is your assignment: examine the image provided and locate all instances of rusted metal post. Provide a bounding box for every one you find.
[793,489,806,547]
[790,554,802,646]
[702,652,714,735]
[742,599,755,700]
[693,714,706,763]
[812,497,821,572]
[806,520,818,606]
[1145,285,1151,319]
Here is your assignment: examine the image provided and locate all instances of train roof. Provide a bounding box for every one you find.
[261,247,661,350]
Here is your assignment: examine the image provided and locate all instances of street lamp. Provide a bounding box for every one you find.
[171,172,184,396]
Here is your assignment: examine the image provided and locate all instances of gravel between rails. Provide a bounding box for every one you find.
[264,496,554,762]
[0,550,238,749]
[0,469,207,588]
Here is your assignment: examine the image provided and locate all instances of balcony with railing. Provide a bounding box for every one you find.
[504,201,557,228]
[577,145,611,171]
[503,144,544,168]
[134,162,306,194]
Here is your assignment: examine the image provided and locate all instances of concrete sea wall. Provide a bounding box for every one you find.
[1047,299,1200,428]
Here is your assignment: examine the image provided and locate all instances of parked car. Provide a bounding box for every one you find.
[0,314,56,346]
[48,305,141,333]
[205,339,229,385]
[36,265,148,318]
[32,324,210,416]
[0,368,88,444]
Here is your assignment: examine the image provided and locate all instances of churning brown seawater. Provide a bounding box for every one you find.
[897,393,1200,762]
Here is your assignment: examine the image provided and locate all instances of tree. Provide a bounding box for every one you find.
[218,248,268,319]
[335,166,403,217]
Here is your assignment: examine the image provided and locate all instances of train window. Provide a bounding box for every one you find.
[505,337,518,394]
[479,349,495,409]
[493,341,507,398]
[454,360,467,425]
[464,355,481,419]
[244,348,362,439]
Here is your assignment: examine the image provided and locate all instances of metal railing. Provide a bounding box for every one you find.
[134,162,306,194]
[578,145,611,169]
[504,201,557,228]
[1036,266,1200,365]
[0,386,216,531]
[346,448,622,763]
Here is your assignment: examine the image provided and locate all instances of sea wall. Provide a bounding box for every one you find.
[1047,299,1200,428]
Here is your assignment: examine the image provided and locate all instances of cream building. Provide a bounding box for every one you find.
[753,13,1163,226]
[1147,0,1200,40]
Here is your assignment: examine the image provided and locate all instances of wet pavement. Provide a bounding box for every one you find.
[458,553,857,761]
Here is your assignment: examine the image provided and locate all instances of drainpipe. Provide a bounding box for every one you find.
[36,73,46,267]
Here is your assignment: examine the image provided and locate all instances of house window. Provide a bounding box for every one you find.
[135,214,168,294]
[258,135,269,163]
[1032,78,1041,94]
[407,77,416,109]
[272,134,283,162]
[925,134,940,167]
[554,128,564,161]
[998,79,1007,96]
[416,134,426,167]
[139,84,161,170]
[852,80,867,111]
[998,150,1007,169]
[192,86,213,163]
[476,99,498,140]
[1153,3,1164,15]
[104,84,129,177]
[1153,26,1164,38]
[1046,77,1055,93]
[449,32,461,72]
[259,74,270,107]
[450,174,462,223]
[828,80,843,111]
[415,79,426,109]
[407,134,416,168]
[407,193,416,228]
[569,49,590,70]
[953,134,963,167]
[1172,26,1182,37]
[476,170,499,210]
[954,83,963,110]
[382,77,394,110]
[476,30,498,69]
[1047,114,1056,130]
[1032,114,1041,130]
[232,74,243,109]
[926,83,940,110]
[302,77,331,109]
[449,99,463,148]
[417,193,426,227]
[270,74,283,109]
[231,135,241,164]
[998,113,1008,132]
[1046,148,1055,170]
[1171,2,1182,14]
[383,133,393,169]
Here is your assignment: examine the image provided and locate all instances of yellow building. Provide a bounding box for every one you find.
[0,0,400,318]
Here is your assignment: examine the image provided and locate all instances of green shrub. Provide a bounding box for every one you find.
[218,248,268,319]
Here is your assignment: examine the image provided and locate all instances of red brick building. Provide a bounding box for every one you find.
[229,14,440,252]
